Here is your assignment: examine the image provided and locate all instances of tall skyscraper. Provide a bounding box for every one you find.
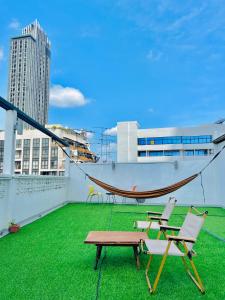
[8,20,51,126]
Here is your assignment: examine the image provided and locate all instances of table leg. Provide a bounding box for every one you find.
[94,245,103,270]
[133,246,140,269]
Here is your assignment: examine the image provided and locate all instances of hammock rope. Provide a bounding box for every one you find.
[56,141,225,199]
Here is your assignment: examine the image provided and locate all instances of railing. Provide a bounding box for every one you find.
[0,175,68,235]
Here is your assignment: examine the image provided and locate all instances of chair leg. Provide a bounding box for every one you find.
[181,257,205,293]
[145,242,171,294]
[145,255,154,292]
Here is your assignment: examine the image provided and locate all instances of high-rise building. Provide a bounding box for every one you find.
[8,20,51,126]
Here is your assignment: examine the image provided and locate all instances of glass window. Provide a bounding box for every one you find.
[16,139,22,148]
[33,138,40,147]
[23,139,30,147]
[51,147,58,157]
[138,135,212,145]
[138,151,146,157]
[42,138,49,147]
[137,138,146,145]
[32,148,40,159]
[195,150,208,156]
[32,159,39,169]
[148,151,164,156]
[23,160,29,169]
[23,148,30,159]
[184,150,194,156]
[41,148,49,158]
[41,159,48,169]
[164,150,180,156]
[50,159,58,169]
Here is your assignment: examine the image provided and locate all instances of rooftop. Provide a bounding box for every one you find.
[0,203,224,299]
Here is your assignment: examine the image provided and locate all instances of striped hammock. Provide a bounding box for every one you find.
[88,173,198,199]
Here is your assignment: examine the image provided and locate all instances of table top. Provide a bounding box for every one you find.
[84,231,148,245]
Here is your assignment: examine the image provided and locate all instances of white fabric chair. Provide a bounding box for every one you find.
[134,197,177,234]
[141,206,208,294]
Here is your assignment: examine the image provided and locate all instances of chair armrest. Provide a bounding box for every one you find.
[146,211,162,216]
[160,225,181,231]
[149,216,168,221]
[167,235,196,243]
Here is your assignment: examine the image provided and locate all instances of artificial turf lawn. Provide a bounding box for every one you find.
[0,203,224,300]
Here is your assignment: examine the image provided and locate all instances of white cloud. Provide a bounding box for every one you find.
[50,84,89,108]
[0,47,3,61]
[86,131,94,139]
[104,126,117,136]
[9,19,20,30]
[146,50,162,62]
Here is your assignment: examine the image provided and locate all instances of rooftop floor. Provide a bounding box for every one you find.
[0,203,225,299]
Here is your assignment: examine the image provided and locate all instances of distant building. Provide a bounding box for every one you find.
[8,20,50,126]
[117,121,225,163]
[0,125,98,176]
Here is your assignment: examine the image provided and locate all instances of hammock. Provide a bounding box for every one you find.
[88,173,198,199]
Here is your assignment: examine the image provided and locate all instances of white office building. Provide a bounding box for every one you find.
[117,121,225,163]
[8,20,51,126]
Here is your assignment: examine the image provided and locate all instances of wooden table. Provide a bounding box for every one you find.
[84,231,148,270]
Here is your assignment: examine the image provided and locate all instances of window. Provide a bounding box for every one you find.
[41,159,48,169]
[41,148,49,158]
[51,147,58,157]
[184,150,194,156]
[42,138,49,147]
[23,160,29,169]
[33,138,40,147]
[138,151,146,157]
[22,170,29,175]
[195,150,208,156]
[50,159,58,169]
[32,171,39,175]
[23,148,30,159]
[137,138,146,145]
[24,139,30,147]
[138,135,212,145]
[164,150,180,156]
[16,139,22,148]
[15,161,21,169]
[15,150,21,159]
[148,151,164,157]
[32,160,39,169]
[32,148,40,159]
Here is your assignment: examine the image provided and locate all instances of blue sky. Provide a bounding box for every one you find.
[0,0,225,135]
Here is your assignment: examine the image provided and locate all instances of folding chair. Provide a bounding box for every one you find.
[141,206,208,294]
[86,185,103,203]
[134,197,177,236]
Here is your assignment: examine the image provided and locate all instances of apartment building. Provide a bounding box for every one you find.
[0,125,97,175]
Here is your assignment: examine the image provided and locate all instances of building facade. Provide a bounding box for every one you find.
[8,20,50,125]
[117,121,225,163]
[0,125,97,176]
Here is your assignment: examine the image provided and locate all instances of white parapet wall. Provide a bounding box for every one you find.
[0,175,68,235]
[68,142,225,207]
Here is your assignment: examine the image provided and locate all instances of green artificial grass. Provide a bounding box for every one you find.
[0,203,224,300]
